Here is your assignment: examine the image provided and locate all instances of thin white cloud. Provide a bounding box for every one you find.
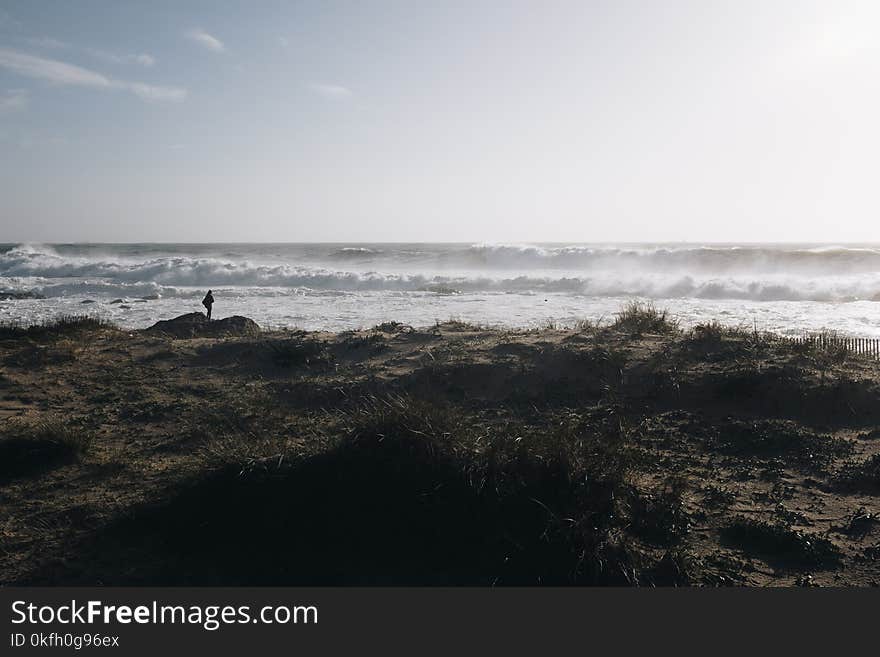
[0,48,185,102]
[126,82,186,102]
[0,88,28,113]
[0,48,111,87]
[311,83,353,99]
[186,28,225,52]
[86,48,157,68]
[278,37,290,48]
[21,38,156,68]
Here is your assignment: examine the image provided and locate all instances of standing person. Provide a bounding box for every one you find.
[202,289,214,320]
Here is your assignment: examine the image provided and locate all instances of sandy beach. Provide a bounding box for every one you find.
[1,306,878,586]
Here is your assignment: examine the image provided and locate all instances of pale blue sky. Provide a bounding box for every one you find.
[1,1,879,242]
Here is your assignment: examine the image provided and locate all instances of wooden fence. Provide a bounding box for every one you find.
[786,334,880,359]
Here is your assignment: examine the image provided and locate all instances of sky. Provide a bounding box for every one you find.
[1,0,880,243]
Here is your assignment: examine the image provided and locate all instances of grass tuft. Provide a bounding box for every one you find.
[435,318,486,332]
[0,418,94,483]
[834,454,880,494]
[265,336,332,368]
[612,301,677,336]
[708,419,853,470]
[0,315,115,341]
[341,332,387,351]
[372,321,413,334]
[629,478,691,546]
[102,395,651,585]
[721,517,842,569]
[573,317,604,333]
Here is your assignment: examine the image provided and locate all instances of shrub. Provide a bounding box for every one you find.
[721,517,841,569]
[611,301,677,335]
[708,419,853,469]
[265,337,331,368]
[468,413,638,584]
[435,319,485,332]
[0,315,115,340]
[0,418,94,482]
[372,321,413,334]
[629,479,691,545]
[573,317,604,333]
[341,332,387,351]
[687,321,760,347]
[690,320,727,344]
[835,454,880,494]
[118,396,643,585]
[701,484,736,507]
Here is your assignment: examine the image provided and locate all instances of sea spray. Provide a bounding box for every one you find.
[2,242,880,335]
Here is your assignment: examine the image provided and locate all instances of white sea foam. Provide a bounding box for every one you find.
[2,242,880,335]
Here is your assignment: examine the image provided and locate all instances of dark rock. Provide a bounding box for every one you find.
[0,291,45,300]
[144,313,261,339]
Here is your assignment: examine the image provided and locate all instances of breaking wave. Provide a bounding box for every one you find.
[458,243,880,274]
[3,242,880,302]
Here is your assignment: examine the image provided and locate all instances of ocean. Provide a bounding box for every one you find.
[2,242,880,336]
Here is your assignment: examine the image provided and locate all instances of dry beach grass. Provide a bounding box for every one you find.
[1,306,879,586]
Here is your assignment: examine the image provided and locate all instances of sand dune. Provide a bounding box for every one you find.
[1,309,879,586]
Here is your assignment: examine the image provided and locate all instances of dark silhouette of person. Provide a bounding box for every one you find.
[202,290,214,320]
